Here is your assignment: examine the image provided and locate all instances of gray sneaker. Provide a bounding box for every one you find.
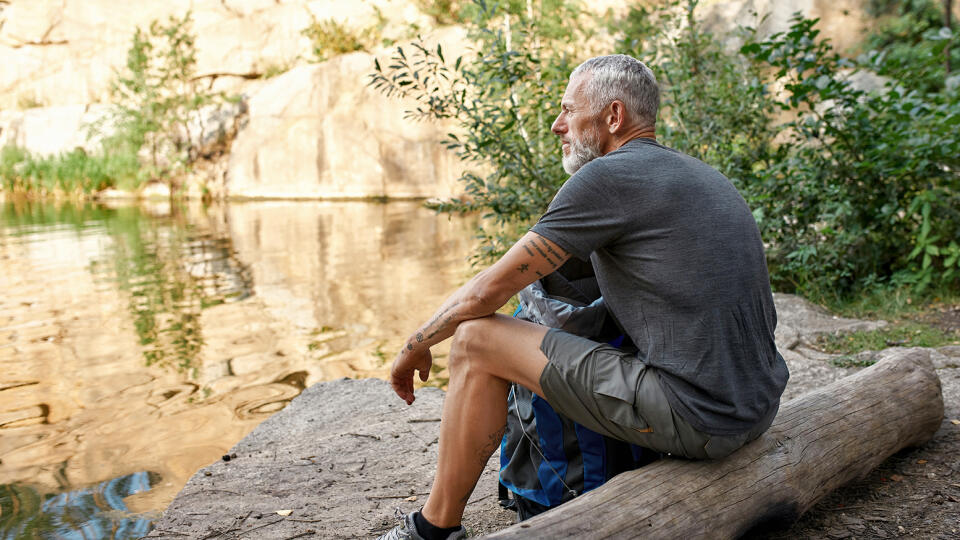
[376,510,466,540]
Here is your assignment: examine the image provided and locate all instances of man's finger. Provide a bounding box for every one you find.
[390,375,411,403]
[419,368,429,382]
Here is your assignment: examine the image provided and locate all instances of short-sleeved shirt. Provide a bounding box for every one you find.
[531,137,789,436]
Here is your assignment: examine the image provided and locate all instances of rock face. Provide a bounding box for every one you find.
[0,0,463,198]
[0,104,112,156]
[0,0,433,110]
[1,0,890,199]
[224,38,465,200]
[0,0,878,111]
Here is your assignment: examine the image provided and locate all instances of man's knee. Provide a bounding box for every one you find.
[449,318,490,371]
[449,315,550,392]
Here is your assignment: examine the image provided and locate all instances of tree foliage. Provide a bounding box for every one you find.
[371,0,960,299]
[370,0,595,261]
[865,0,958,93]
[741,15,959,296]
[107,11,221,184]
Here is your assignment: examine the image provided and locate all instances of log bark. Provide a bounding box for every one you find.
[484,349,944,539]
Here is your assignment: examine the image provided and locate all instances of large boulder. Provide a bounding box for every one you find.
[224,32,467,200]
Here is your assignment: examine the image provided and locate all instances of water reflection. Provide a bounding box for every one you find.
[0,472,160,539]
[0,199,476,536]
[89,206,254,375]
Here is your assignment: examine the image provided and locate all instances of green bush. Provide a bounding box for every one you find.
[864,0,958,94]
[415,0,463,25]
[107,11,220,182]
[740,15,959,297]
[302,13,386,62]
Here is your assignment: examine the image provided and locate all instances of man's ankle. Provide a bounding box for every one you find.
[413,510,462,540]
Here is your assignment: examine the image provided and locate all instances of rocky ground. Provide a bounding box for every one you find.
[144,294,960,539]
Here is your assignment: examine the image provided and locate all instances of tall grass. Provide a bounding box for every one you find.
[0,145,142,195]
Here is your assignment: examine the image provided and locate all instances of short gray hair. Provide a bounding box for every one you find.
[571,54,660,127]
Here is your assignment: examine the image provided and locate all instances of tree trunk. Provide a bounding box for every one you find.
[946,0,953,75]
[484,349,943,539]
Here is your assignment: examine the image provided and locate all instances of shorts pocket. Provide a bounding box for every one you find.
[592,355,650,432]
[703,432,749,459]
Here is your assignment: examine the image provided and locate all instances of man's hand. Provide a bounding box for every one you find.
[390,346,433,405]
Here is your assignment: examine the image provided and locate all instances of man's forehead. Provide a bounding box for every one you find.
[562,72,591,104]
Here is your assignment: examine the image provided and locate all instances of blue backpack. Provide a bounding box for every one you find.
[498,262,659,520]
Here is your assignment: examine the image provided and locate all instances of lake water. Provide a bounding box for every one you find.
[0,199,476,538]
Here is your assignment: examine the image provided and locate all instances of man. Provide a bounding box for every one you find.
[378,54,788,540]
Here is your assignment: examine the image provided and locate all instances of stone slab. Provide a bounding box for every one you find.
[145,378,514,539]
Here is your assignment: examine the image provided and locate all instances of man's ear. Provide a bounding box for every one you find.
[606,100,626,134]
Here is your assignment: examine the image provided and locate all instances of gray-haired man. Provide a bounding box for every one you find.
[378,54,788,540]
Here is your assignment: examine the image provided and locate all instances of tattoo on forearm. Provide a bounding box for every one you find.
[522,243,534,257]
[535,270,544,278]
[517,263,528,273]
[423,302,459,336]
[426,311,457,340]
[423,301,461,341]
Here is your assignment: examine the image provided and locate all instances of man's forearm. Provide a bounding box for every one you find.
[399,270,503,358]
[398,233,572,360]
[388,232,570,403]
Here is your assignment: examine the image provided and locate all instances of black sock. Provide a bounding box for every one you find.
[413,511,461,540]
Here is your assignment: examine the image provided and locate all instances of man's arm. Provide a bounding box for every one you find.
[390,231,572,404]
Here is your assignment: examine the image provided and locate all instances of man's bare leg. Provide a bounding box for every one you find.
[420,314,550,528]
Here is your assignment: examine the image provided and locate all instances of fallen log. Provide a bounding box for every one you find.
[484,348,943,539]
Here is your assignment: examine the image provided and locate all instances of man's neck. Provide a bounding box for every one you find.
[604,126,656,154]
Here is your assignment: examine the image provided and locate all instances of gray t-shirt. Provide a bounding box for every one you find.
[531,138,788,435]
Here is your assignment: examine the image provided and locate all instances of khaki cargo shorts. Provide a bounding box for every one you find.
[538,328,777,460]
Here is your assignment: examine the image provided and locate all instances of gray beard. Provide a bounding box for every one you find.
[562,129,603,174]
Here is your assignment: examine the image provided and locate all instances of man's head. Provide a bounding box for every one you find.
[551,54,660,174]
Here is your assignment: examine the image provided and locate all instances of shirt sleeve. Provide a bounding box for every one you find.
[530,159,623,261]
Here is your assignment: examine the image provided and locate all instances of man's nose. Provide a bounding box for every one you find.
[551,114,565,136]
